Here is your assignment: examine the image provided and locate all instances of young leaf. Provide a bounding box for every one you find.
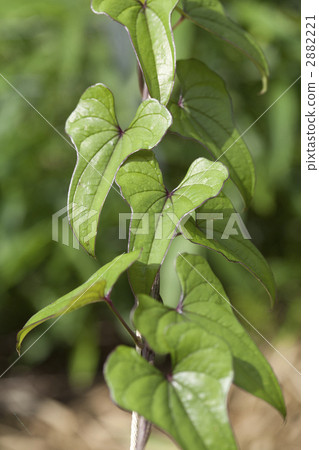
[116,151,228,295]
[105,324,236,449]
[16,251,140,354]
[134,253,286,416]
[169,59,255,205]
[181,193,276,304]
[66,84,171,254]
[91,0,178,105]
[177,0,269,91]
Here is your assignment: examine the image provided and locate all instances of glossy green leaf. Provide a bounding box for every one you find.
[169,59,255,205]
[92,0,178,105]
[116,151,228,294]
[105,323,236,449]
[66,84,171,254]
[181,193,276,303]
[16,251,140,353]
[177,1,269,91]
[134,253,286,416]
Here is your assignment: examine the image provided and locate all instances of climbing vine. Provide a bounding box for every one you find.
[17,1,285,449]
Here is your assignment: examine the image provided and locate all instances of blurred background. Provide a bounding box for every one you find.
[0,0,300,448]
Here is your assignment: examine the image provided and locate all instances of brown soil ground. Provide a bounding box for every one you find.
[0,339,300,450]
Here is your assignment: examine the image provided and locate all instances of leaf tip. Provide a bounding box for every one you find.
[86,242,97,258]
[259,75,268,95]
[274,391,287,419]
[266,281,276,308]
[16,333,22,356]
[281,402,287,420]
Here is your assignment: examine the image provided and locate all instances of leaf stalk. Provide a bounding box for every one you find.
[104,296,142,348]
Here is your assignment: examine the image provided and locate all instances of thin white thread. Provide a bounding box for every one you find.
[11,410,32,435]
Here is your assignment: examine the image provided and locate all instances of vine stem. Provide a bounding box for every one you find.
[131,65,164,449]
[130,274,161,450]
[130,335,154,450]
[103,295,149,449]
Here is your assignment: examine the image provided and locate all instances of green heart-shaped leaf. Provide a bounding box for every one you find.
[66,84,171,254]
[134,253,286,416]
[16,251,140,353]
[92,0,178,105]
[169,59,255,205]
[177,1,269,91]
[105,323,236,449]
[181,193,276,304]
[116,151,228,294]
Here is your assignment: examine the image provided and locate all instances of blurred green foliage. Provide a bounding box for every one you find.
[0,0,300,388]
